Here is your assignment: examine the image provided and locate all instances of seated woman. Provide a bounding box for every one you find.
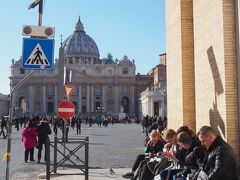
[138,128,178,180]
[122,129,164,179]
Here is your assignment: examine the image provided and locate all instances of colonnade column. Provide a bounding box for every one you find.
[102,85,106,112]
[151,99,154,116]
[78,85,82,113]
[114,85,119,113]
[130,86,135,115]
[145,100,148,116]
[54,85,58,113]
[29,86,33,113]
[86,85,90,112]
[91,85,94,112]
[158,100,161,117]
[42,85,46,113]
[148,99,152,116]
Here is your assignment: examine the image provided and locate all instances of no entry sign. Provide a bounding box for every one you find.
[57,101,75,120]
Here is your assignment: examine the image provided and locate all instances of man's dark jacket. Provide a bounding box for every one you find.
[37,122,52,143]
[201,136,238,180]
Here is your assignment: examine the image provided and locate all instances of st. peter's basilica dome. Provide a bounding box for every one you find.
[63,17,100,59]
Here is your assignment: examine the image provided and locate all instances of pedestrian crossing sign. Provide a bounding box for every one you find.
[22,38,54,70]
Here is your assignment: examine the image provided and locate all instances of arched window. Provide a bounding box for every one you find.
[121,96,129,113]
[20,68,25,74]
[69,57,73,64]
[47,102,54,113]
[123,68,128,74]
[82,106,86,113]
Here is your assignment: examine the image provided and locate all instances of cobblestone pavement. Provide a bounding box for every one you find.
[0,123,145,179]
[38,168,130,180]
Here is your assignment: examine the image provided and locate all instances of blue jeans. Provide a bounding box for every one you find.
[173,174,186,180]
[160,169,184,180]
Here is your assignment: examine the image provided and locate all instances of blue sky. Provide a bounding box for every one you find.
[0,0,165,94]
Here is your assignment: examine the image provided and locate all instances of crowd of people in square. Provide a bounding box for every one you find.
[17,114,115,163]
[122,115,239,180]
[1,114,132,163]
[1,113,239,179]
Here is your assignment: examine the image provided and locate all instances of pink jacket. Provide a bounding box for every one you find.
[21,127,39,150]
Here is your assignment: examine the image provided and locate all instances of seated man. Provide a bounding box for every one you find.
[196,126,238,180]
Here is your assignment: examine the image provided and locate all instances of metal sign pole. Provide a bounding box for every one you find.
[63,120,66,170]
[38,0,43,26]
[6,1,44,179]
[5,70,36,180]
[63,61,67,170]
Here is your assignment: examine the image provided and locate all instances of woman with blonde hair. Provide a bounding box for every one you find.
[122,129,165,179]
[138,128,178,180]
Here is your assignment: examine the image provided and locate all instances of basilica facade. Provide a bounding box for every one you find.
[10,18,152,116]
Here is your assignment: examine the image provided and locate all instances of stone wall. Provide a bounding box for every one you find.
[166,0,184,130]
[166,0,195,131]
[193,0,239,162]
[166,0,240,165]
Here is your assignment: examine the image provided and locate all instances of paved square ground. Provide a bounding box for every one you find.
[0,123,145,179]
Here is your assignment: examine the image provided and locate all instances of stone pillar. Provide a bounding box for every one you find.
[144,101,147,116]
[164,95,167,117]
[150,99,154,117]
[78,85,82,113]
[29,86,33,113]
[86,85,90,112]
[235,0,240,168]
[102,85,106,111]
[54,85,58,112]
[166,0,240,165]
[161,98,164,118]
[166,0,195,131]
[91,85,94,112]
[193,0,239,165]
[114,85,119,113]
[142,100,145,115]
[130,86,135,115]
[42,85,46,113]
[147,99,151,116]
